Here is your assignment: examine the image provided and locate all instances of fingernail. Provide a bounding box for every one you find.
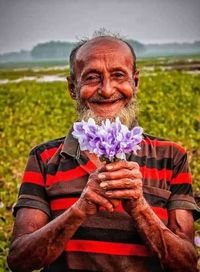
[100,182,107,188]
[98,174,106,180]
[105,191,112,196]
[106,165,113,170]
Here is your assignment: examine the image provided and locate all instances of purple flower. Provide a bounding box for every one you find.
[72,118,143,162]
[194,236,200,247]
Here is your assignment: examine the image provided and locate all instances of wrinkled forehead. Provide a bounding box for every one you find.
[74,37,134,74]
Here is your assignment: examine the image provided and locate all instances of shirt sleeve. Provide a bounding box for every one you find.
[13,146,51,217]
[167,145,200,220]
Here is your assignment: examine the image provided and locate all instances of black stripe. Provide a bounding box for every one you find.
[49,192,81,200]
[51,210,65,219]
[42,252,67,272]
[173,153,187,177]
[143,133,166,141]
[72,226,143,244]
[144,193,168,207]
[134,156,173,170]
[47,158,81,174]
[49,155,173,173]
[30,137,65,156]
[49,191,169,206]
[170,184,193,195]
[19,183,48,200]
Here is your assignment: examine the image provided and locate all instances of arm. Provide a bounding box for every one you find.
[129,197,197,272]
[8,170,114,272]
[98,161,197,272]
[7,206,85,272]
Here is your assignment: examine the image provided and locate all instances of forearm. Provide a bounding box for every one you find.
[8,205,85,272]
[130,197,197,272]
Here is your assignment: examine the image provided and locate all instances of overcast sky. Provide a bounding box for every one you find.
[0,0,200,54]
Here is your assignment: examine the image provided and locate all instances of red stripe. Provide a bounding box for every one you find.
[51,198,78,210]
[114,203,167,220]
[151,206,168,220]
[47,161,96,186]
[65,240,151,256]
[22,171,44,186]
[171,172,192,184]
[143,139,186,154]
[48,164,173,184]
[79,160,97,173]
[51,198,168,220]
[40,147,59,162]
[140,166,172,181]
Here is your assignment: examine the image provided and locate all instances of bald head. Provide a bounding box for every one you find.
[69,36,136,79]
[67,35,139,128]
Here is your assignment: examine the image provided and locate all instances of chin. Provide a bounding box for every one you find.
[79,108,136,129]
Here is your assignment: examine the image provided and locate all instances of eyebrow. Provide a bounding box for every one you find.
[81,66,129,78]
[81,68,101,78]
[109,67,128,73]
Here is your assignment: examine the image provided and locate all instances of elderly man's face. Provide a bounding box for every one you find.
[69,37,139,127]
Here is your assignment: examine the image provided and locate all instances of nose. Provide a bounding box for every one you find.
[99,77,115,98]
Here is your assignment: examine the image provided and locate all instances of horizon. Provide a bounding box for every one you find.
[1,38,200,55]
[0,0,200,54]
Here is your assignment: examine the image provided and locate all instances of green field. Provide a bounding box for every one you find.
[0,58,200,271]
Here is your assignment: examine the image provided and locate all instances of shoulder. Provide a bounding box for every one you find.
[29,136,66,163]
[142,133,187,156]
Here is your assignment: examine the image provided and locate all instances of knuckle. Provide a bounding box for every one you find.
[101,197,109,205]
[124,178,133,187]
[131,169,142,178]
[134,162,140,168]
[85,190,93,200]
[126,169,134,178]
[89,172,98,180]
[129,161,139,169]
[121,160,128,167]
[137,171,143,178]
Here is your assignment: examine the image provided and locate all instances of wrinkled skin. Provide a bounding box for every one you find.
[76,161,143,216]
[8,37,197,272]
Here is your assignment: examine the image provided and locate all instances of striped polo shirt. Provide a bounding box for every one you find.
[14,129,198,272]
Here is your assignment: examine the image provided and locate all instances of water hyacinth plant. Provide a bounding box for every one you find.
[72,118,143,162]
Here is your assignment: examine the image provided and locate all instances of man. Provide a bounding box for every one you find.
[8,35,198,272]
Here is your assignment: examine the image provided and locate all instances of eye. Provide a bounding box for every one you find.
[112,71,125,78]
[85,73,101,82]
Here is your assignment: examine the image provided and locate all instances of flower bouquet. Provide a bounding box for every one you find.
[72,117,143,210]
[72,117,143,162]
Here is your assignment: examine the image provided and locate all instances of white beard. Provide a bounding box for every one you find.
[77,96,138,129]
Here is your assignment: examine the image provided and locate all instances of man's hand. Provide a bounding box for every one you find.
[97,160,143,215]
[75,166,116,216]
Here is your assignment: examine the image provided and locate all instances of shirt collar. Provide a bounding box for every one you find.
[60,127,80,159]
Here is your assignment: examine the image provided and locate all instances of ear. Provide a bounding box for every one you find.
[67,75,77,100]
[133,70,139,92]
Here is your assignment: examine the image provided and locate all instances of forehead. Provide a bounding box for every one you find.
[74,38,134,75]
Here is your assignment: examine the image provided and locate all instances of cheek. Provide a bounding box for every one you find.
[79,86,98,100]
[119,82,135,98]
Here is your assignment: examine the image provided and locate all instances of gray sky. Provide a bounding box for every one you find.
[0,0,200,54]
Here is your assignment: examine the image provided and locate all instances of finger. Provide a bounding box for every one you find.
[96,161,107,173]
[100,178,141,190]
[85,191,114,212]
[105,161,140,172]
[98,168,142,181]
[105,189,141,199]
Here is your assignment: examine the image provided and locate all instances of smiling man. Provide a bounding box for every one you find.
[8,35,198,272]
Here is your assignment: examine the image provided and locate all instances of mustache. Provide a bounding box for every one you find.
[78,95,138,129]
[88,94,125,103]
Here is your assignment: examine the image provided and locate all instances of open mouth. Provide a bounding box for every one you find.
[86,98,126,117]
[90,98,124,105]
